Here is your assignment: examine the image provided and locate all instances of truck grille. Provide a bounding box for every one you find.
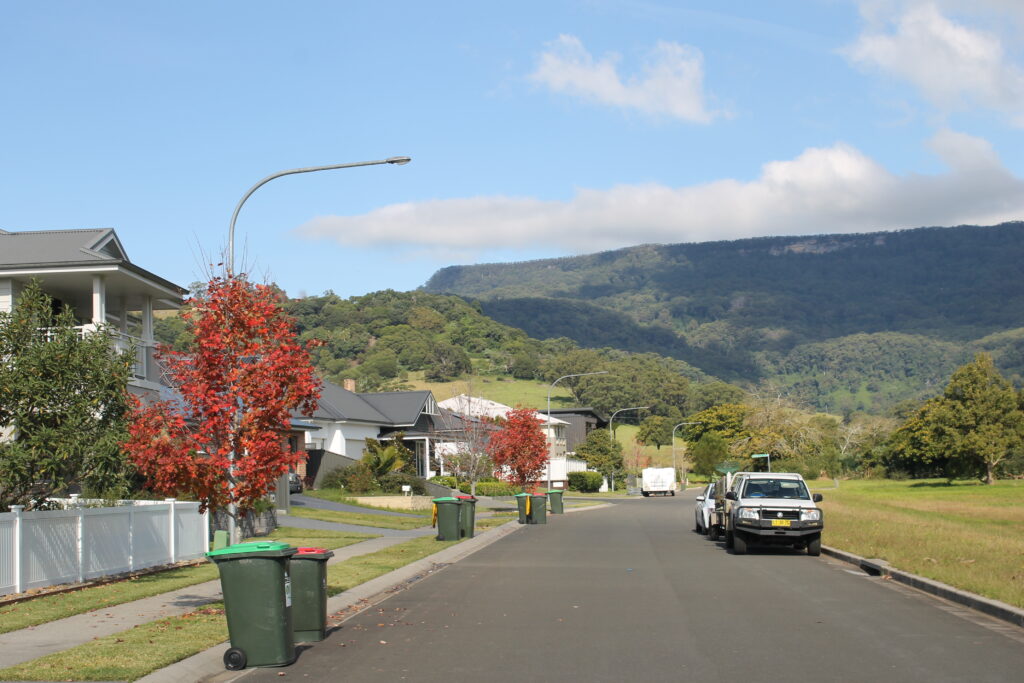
[759,509,800,520]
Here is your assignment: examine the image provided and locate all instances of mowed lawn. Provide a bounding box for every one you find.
[811,479,1024,608]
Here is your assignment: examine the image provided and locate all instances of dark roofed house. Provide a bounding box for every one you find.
[0,228,188,399]
[299,379,461,488]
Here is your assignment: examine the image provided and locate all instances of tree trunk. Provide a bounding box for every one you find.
[985,462,995,485]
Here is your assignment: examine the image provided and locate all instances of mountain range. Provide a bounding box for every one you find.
[423,222,1024,414]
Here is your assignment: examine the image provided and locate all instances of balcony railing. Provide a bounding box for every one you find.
[39,325,150,381]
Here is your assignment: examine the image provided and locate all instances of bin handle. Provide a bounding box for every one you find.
[526,496,531,516]
[431,503,438,528]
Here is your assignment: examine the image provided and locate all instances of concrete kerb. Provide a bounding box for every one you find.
[148,500,616,683]
[822,544,1024,629]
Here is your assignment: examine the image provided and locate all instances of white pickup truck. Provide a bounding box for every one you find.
[721,471,824,555]
[641,467,676,497]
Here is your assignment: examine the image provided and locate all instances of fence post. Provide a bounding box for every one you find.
[10,505,24,594]
[166,498,177,564]
[70,494,84,584]
[128,503,135,572]
[203,506,211,552]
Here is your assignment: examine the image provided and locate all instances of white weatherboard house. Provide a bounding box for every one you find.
[438,395,586,488]
[0,228,188,400]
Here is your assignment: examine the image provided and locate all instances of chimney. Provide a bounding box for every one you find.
[343,378,357,392]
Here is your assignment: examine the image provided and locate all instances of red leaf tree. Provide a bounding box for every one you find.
[487,407,548,492]
[123,275,320,522]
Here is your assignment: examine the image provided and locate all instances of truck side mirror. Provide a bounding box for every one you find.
[725,491,737,501]
[813,493,823,502]
[696,495,705,502]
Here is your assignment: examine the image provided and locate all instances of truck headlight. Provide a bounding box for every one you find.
[801,509,821,522]
[738,508,759,521]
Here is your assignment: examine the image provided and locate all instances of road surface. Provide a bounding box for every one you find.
[241,492,1024,682]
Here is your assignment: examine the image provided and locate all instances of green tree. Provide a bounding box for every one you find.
[575,429,623,489]
[891,354,1024,484]
[361,438,406,480]
[691,432,729,477]
[0,281,135,509]
[424,342,472,381]
[636,416,674,450]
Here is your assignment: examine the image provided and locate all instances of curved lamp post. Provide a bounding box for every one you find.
[671,421,703,488]
[227,156,412,274]
[545,371,608,489]
[608,406,648,492]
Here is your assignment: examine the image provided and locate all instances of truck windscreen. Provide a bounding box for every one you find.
[742,479,810,500]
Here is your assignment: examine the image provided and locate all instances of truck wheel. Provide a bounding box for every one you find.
[671,491,675,496]
[642,491,649,497]
[732,532,747,555]
[695,516,702,533]
[807,535,821,557]
[725,530,734,549]
[708,525,718,541]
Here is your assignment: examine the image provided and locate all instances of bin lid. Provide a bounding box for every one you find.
[545,490,563,494]
[294,546,335,559]
[456,495,476,501]
[530,492,548,497]
[514,492,531,497]
[432,496,461,503]
[206,541,294,559]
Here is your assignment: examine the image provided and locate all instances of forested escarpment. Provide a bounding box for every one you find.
[423,222,1024,413]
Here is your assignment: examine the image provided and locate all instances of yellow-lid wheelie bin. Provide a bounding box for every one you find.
[457,495,477,538]
[206,541,297,671]
[528,493,548,524]
[291,547,334,643]
[432,497,462,540]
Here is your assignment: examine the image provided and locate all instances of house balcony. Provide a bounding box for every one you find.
[45,324,156,384]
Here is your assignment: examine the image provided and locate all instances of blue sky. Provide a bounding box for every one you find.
[3,1,1023,298]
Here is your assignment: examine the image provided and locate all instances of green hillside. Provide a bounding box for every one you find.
[423,222,1024,413]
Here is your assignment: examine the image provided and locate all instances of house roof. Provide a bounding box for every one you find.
[438,394,568,425]
[0,228,187,297]
[547,407,609,423]
[303,381,436,428]
[358,391,433,426]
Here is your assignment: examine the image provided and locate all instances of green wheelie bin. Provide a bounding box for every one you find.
[547,489,565,514]
[206,541,298,670]
[433,497,462,540]
[456,495,477,538]
[528,493,548,524]
[514,492,530,524]
[291,547,334,643]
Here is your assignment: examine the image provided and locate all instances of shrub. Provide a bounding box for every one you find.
[378,472,426,495]
[430,476,457,489]
[568,471,603,493]
[320,464,377,493]
[468,481,522,497]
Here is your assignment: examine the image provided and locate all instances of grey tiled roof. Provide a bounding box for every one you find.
[358,391,431,426]
[0,228,125,266]
[309,381,392,424]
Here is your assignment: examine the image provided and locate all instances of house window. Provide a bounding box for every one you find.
[423,395,439,415]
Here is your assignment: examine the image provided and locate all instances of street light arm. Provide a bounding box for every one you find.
[545,370,608,490]
[227,156,411,274]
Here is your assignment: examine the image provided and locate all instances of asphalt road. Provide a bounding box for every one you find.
[242,492,1024,682]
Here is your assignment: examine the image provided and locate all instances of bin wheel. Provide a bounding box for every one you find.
[224,648,247,671]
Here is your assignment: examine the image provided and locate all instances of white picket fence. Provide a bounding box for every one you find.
[0,499,209,597]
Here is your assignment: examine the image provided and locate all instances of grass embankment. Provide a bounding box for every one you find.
[0,535,459,682]
[0,527,372,636]
[304,488,426,513]
[289,505,430,530]
[815,479,1024,608]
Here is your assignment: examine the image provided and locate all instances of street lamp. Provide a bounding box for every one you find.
[608,406,648,492]
[227,156,412,274]
[672,422,703,488]
[546,371,608,490]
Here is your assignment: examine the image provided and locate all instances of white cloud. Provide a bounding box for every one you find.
[296,131,1024,252]
[844,3,1024,123]
[528,35,721,123]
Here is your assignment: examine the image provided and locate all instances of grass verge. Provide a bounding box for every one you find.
[0,527,372,636]
[303,488,426,514]
[0,535,461,682]
[819,479,1024,608]
[288,506,430,530]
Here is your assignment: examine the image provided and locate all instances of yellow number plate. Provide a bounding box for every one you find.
[771,519,791,527]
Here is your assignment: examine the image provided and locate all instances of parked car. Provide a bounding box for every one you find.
[288,473,303,494]
[694,481,716,534]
